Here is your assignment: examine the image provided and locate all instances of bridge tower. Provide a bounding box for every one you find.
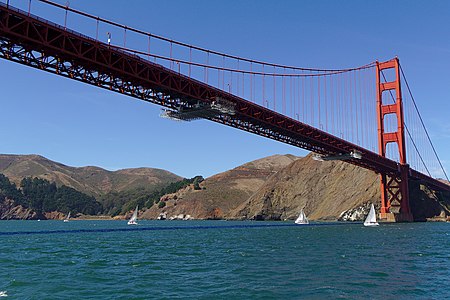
[376,58,413,222]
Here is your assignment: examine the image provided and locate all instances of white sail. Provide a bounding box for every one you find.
[364,203,379,226]
[295,209,309,225]
[128,205,138,225]
[63,212,70,222]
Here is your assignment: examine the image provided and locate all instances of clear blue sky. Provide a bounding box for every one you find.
[1,0,450,178]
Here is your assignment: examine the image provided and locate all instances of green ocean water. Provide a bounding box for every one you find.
[0,220,449,299]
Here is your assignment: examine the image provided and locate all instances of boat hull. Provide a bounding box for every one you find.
[363,222,379,227]
[294,221,309,225]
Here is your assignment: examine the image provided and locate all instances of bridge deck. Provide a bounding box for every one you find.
[0,3,448,193]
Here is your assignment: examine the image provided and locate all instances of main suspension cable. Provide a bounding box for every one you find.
[399,64,449,181]
[380,70,431,176]
[37,0,376,73]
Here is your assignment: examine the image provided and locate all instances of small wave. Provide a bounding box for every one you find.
[0,291,7,297]
[313,286,336,291]
[368,271,389,277]
[0,222,357,236]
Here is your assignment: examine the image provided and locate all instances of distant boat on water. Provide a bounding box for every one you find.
[63,212,71,222]
[295,209,309,225]
[364,203,379,227]
[128,205,138,225]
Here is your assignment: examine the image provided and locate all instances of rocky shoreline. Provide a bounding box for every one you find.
[3,194,450,222]
[1,153,449,222]
[0,199,44,220]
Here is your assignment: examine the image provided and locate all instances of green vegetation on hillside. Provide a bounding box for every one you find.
[101,176,204,216]
[0,174,25,205]
[0,174,102,215]
[20,177,102,215]
[1,172,204,217]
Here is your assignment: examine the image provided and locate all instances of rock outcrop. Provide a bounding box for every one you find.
[0,198,45,220]
[338,202,379,221]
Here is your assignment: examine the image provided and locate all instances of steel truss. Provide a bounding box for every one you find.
[0,3,448,210]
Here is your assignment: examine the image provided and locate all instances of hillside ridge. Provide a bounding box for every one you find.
[0,154,182,197]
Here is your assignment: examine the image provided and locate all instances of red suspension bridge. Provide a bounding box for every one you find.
[0,0,449,221]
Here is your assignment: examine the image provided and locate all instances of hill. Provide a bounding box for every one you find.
[1,153,448,221]
[140,154,299,219]
[143,153,450,221]
[231,154,380,220]
[231,154,450,221]
[0,154,182,197]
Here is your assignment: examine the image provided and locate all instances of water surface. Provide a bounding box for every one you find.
[0,220,449,299]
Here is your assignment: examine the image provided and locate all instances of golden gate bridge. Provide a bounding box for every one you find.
[0,0,449,221]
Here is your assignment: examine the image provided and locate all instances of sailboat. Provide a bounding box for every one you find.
[295,209,309,225]
[364,203,379,227]
[127,205,139,225]
[63,212,70,222]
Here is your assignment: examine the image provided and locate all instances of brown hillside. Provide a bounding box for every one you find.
[231,154,380,220]
[142,152,450,221]
[230,154,450,221]
[0,154,182,196]
[141,154,299,219]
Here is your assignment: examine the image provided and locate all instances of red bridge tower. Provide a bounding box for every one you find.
[376,58,413,222]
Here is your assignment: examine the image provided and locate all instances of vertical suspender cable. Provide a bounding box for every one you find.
[289,76,295,119]
[343,72,347,140]
[318,76,321,129]
[263,64,265,106]
[189,47,192,78]
[217,56,220,89]
[331,74,334,135]
[243,70,246,99]
[337,74,341,138]
[96,18,99,40]
[147,36,151,61]
[282,69,286,115]
[204,52,207,83]
[250,62,253,102]
[325,75,328,131]
[222,55,225,90]
[170,41,173,70]
[237,59,240,97]
[64,3,68,30]
[298,73,301,120]
[381,70,431,174]
[349,71,354,143]
[124,27,127,48]
[273,66,276,111]
[310,75,314,126]
[399,65,449,180]
[206,52,210,84]
[230,69,233,94]
[354,71,359,145]
[302,72,305,122]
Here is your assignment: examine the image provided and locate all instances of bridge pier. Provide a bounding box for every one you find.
[379,212,413,222]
